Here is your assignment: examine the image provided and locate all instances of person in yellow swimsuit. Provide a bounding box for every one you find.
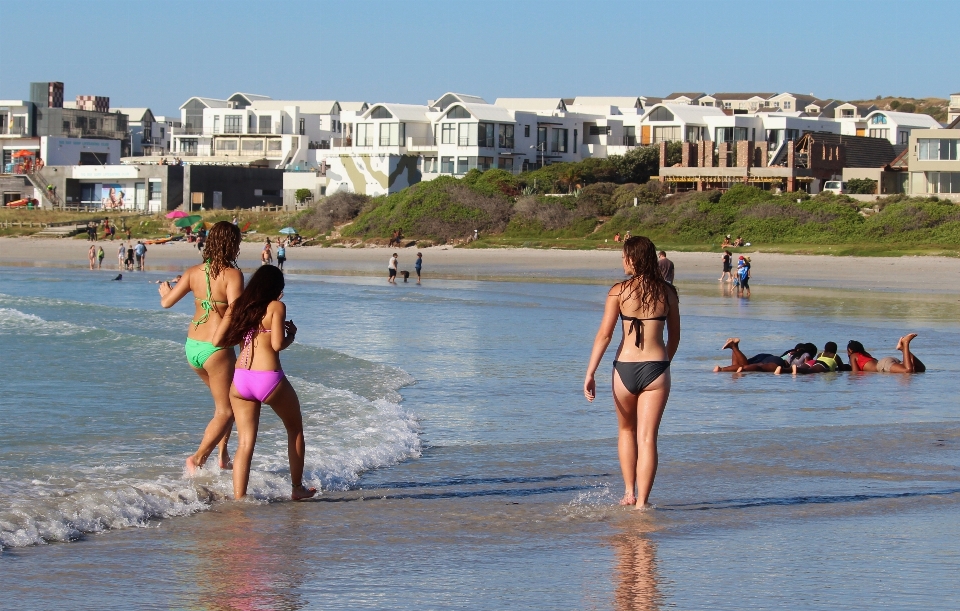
[160,221,244,471]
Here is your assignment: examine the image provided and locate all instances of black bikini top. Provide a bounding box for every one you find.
[619,312,668,348]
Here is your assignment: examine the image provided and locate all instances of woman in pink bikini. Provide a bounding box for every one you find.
[212,265,316,501]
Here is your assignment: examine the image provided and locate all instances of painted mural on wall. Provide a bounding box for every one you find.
[322,154,422,196]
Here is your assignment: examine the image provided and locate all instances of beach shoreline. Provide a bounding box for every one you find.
[1,236,958,292]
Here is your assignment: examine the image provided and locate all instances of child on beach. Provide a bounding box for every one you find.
[211,265,316,501]
[160,221,244,471]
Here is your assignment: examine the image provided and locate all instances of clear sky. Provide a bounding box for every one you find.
[1,0,957,116]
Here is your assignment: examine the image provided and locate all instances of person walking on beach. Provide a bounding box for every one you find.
[415,252,422,284]
[261,239,273,266]
[657,251,674,285]
[97,246,105,269]
[88,244,96,270]
[388,253,398,284]
[736,256,751,297]
[209,265,316,501]
[276,240,286,271]
[584,236,680,510]
[719,250,732,282]
[118,243,125,269]
[159,221,244,472]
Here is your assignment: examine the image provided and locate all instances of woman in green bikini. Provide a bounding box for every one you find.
[159,221,244,472]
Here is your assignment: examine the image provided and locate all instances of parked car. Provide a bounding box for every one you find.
[822,181,847,195]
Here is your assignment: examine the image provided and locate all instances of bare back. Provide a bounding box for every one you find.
[238,301,286,371]
[613,279,676,362]
[160,261,243,342]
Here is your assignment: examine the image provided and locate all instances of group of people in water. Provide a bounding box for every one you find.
[159,221,315,501]
[712,336,925,375]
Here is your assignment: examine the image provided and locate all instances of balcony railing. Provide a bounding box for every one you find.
[332,137,352,147]
[0,126,29,136]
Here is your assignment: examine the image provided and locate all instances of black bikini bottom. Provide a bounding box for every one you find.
[613,360,670,395]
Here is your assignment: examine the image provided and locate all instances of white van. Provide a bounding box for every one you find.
[822,181,846,195]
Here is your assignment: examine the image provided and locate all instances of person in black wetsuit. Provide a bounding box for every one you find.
[584,236,681,510]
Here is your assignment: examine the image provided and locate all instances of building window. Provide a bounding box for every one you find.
[299,118,305,135]
[456,156,470,174]
[783,102,792,110]
[224,115,242,134]
[647,107,675,122]
[370,106,393,119]
[423,157,438,173]
[524,125,530,137]
[458,123,476,146]
[268,139,282,151]
[446,106,471,119]
[441,156,454,174]
[537,126,547,150]
[478,122,495,147]
[441,123,456,144]
[723,102,731,109]
[652,126,681,143]
[180,139,198,154]
[623,126,636,146]
[379,122,404,146]
[477,156,493,171]
[498,124,514,149]
[216,139,238,150]
[870,114,887,125]
[242,140,263,151]
[925,172,960,193]
[841,109,854,118]
[588,125,612,136]
[573,128,578,153]
[919,138,960,160]
[149,181,162,200]
[714,127,749,143]
[868,128,890,140]
[685,126,702,142]
[551,128,568,153]
[498,157,514,171]
[356,123,373,146]
[259,115,271,134]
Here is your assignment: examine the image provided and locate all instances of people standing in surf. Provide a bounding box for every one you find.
[415,252,422,284]
[261,238,273,266]
[388,253,398,284]
[584,236,681,510]
[88,244,96,270]
[97,245,105,269]
[211,265,316,501]
[719,250,733,282]
[159,221,244,471]
[118,242,126,270]
[848,335,926,373]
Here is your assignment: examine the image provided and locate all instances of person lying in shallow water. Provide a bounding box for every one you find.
[713,339,819,374]
[792,341,846,374]
[847,335,926,373]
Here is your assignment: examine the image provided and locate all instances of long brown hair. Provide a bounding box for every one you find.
[204,221,242,278]
[219,265,284,347]
[618,235,675,311]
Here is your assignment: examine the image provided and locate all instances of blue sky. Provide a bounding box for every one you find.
[1,0,957,115]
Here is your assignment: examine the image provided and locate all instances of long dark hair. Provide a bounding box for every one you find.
[205,221,242,278]
[220,265,285,347]
[847,340,871,358]
[618,235,675,311]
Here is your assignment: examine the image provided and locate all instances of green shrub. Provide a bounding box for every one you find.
[898,102,916,113]
[296,191,370,233]
[294,188,313,203]
[846,178,878,194]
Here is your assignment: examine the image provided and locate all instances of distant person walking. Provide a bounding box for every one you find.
[736,256,751,297]
[118,243,126,269]
[415,252,422,284]
[126,244,135,271]
[88,244,96,270]
[388,253,398,284]
[657,251,675,285]
[134,241,145,271]
[97,246,105,269]
[719,250,732,282]
[276,241,287,271]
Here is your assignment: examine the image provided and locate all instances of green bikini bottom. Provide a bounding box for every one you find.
[184,338,224,369]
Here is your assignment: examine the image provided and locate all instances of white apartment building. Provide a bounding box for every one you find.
[855,110,941,145]
[112,107,158,156]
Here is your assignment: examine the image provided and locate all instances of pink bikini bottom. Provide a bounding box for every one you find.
[233,369,285,403]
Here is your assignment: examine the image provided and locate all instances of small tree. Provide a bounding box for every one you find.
[898,103,916,113]
[889,100,901,110]
[846,178,877,194]
[294,188,313,203]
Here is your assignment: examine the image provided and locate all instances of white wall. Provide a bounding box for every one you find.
[41,137,121,165]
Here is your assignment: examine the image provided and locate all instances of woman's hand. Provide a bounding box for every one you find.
[158,281,171,298]
[584,375,596,402]
[284,319,297,339]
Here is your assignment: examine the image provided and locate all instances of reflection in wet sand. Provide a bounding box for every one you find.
[612,528,661,611]
[181,506,308,611]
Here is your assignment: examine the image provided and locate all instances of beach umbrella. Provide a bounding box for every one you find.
[279,227,298,234]
[12,150,34,158]
[192,220,205,231]
[174,215,202,228]
[165,210,188,219]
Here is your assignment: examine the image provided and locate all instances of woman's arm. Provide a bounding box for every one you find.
[666,288,681,361]
[583,289,621,402]
[159,266,193,308]
[225,268,244,304]
[211,303,234,347]
[268,301,296,351]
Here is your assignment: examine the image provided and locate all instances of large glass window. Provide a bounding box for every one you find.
[441,156,454,173]
[498,157,514,171]
[259,115,271,134]
[446,106,471,119]
[714,127,749,143]
[458,123,476,146]
[925,172,960,193]
[477,156,493,171]
[242,140,263,151]
[589,125,611,136]
[868,128,890,140]
[498,124,514,149]
[685,126,702,142]
[537,126,547,149]
[422,157,438,173]
[551,128,568,153]
[379,122,404,146]
[647,107,675,122]
[356,123,373,146]
[224,115,242,134]
[478,122,495,147]
[918,138,959,160]
[213,116,220,134]
[624,126,636,146]
[370,106,393,119]
[456,156,470,174]
[871,114,887,125]
[653,126,681,143]
[216,139,238,150]
[441,123,456,144]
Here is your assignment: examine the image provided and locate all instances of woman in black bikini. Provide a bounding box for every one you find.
[584,236,681,509]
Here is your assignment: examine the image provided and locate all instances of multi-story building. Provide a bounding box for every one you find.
[905,125,960,201]
[112,107,160,156]
[858,110,941,145]
[948,93,960,124]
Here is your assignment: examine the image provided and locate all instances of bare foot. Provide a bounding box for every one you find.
[774,366,782,375]
[219,458,233,470]
[721,337,740,350]
[713,366,721,372]
[619,494,637,506]
[634,502,655,512]
[736,366,743,373]
[292,484,317,501]
[792,364,798,375]
[899,333,918,349]
[185,455,199,477]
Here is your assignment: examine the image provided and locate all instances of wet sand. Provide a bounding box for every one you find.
[1,236,958,291]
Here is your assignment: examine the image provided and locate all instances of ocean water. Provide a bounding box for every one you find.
[1,264,959,610]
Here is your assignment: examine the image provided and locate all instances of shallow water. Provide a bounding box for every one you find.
[1,265,959,609]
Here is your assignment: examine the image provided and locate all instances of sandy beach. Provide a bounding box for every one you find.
[1,236,958,292]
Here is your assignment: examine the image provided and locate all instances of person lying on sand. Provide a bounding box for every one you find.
[792,342,845,374]
[847,335,926,373]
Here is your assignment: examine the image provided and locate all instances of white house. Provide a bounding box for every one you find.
[112,107,158,156]
[860,110,941,145]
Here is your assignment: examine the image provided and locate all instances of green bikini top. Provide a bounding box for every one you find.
[192,261,228,329]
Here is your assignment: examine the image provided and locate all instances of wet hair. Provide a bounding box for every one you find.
[824,341,838,354]
[619,236,676,310]
[204,221,241,279]
[847,340,871,357]
[803,343,818,357]
[219,265,285,347]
